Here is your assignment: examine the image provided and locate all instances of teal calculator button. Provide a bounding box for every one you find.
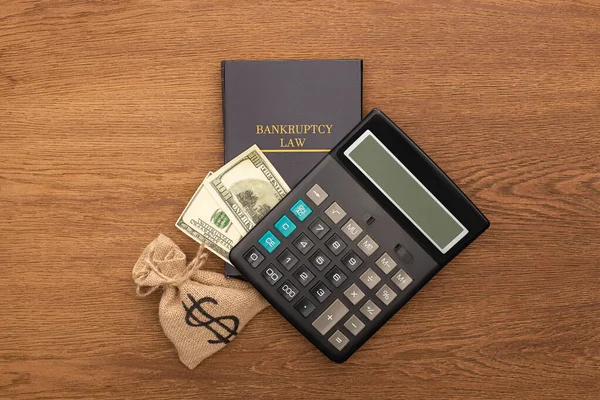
[258,230,281,253]
[274,215,297,238]
[290,199,312,222]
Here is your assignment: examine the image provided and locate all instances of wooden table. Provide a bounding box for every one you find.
[1,1,599,398]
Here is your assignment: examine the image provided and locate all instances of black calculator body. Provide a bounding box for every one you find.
[230,109,489,363]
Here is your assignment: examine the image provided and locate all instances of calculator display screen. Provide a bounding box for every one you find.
[344,130,468,253]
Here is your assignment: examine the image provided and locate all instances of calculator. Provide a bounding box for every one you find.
[230,109,489,363]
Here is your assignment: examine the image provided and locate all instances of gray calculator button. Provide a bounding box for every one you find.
[312,299,349,336]
[375,284,397,306]
[328,330,350,351]
[341,218,363,241]
[360,300,381,321]
[357,235,379,257]
[392,269,413,290]
[306,184,328,206]
[324,202,347,224]
[375,252,397,275]
[359,268,381,290]
[344,315,365,336]
[341,251,363,272]
[343,283,365,305]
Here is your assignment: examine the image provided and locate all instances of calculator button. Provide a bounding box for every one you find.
[343,283,365,305]
[341,251,363,272]
[325,234,347,256]
[324,202,347,224]
[360,300,381,321]
[306,183,328,206]
[243,247,264,268]
[293,233,314,255]
[359,268,381,289]
[278,280,299,302]
[328,330,350,351]
[312,299,349,336]
[261,264,283,286]
[294,297,316,317]
[375,252,397,275]
[357,235,379,257]
[274,215,297,238]
[394,244,414,263]
[310,281,331,303]
[344,315,365,336]
[258,230,281,253]
[326,267,347,288]
[308,218,330,239]
[392,269,413,290]
[309,249,331,271]
[341,218,363,241]
[375,284,397,306]
[293,265,315,287]
[276,248,298,270]
[290,199,312,222]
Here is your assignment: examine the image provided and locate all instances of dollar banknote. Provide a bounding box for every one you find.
[176,145,290,263]
[176,173,243,263]
[204,145,290,236]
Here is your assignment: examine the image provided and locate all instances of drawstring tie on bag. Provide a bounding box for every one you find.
[134,241,208,296]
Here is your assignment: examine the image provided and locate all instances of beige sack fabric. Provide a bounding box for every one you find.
[132,234,269,369]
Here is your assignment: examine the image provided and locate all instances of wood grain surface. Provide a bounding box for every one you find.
[1,1,599,399]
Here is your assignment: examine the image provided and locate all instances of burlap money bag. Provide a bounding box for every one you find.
[132,234,268,369]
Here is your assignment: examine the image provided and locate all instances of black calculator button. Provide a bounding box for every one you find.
[341,218,363,241]
[357,234,379,257]
[295,296,316,317]
[309,249,331,271]
[328,330,350,351]
[243,246,265,268]
[310,281,331,303]
[324,202,347,224]
[278,280,299,302]
[308,218,330,239]
[359,268,381,290]
[261,264,283,286]
[326,267,347,288]
[276,248,298,270]
[293,264,315,287]
[293,233,314,255]
[325,234,347,256]
[341,251,363,272]
[394,244,414,263]
[306,183,328,206]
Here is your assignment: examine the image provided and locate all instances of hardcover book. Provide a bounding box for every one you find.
[222,59,362,277]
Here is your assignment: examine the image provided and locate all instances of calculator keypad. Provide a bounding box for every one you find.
[232,171,425,361]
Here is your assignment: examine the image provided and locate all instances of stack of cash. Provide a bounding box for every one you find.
[176,145,290,264]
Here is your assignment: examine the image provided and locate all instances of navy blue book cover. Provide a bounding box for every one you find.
[222,59,362,277]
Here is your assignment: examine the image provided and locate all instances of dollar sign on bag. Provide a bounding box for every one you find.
[182,294,239,344]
